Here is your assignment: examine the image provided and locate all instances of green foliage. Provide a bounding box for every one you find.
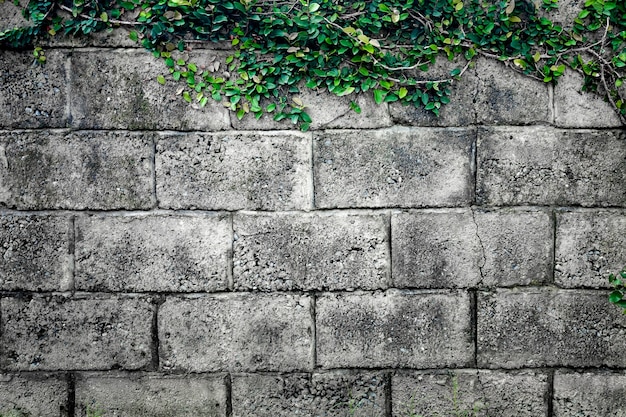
[608,267,626,312]
[1,0,626,129]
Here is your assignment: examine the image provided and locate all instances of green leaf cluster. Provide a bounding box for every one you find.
[608,267,626,312]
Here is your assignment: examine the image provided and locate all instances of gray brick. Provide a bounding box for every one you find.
[554,371,626,417]
[0,295,153,371]
[70,49,230,130]
[233,212,389,291]
[75,213,231,292]
[477,288,626,368]
[314,127,474,208]
[0,373,69,417]
[0,50,68,129]
[477,127,626,207]
[0,214,72,291]
[156,131,311,210]
[159,293,313,372]
[391,209,483,289]
[392,370,548,417]
[555,210,626,288]
[0,130,155,210]
[316,290,473,369]
[232,371,387,417]
[75,373,228,417]
[0,1,29,33]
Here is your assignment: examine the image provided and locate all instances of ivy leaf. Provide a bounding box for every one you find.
[309,3,320,12]
[157,75,166,85]
[505,0,515,15]
[373,89,385,104]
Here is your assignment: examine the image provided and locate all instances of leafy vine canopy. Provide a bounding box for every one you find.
[1,0,625,130]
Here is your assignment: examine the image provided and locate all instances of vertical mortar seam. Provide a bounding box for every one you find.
[225,373,233,417]
[311,293,317,371]
[67,216,76,293]
[67,372,76,417]
[550,208,557,286]
[151,135,158,209]
[471,289,478,368]
[228,213,235,291]
[548,83,556,125]
[547,369,555,417]
[387,210,393,289]
[65,52,73,128]
[385,371,393,417]
[151,297,164,371]
[309,132,315,211]
[471,128,479,206]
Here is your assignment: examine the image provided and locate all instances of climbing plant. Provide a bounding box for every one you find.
[1,0,625,129]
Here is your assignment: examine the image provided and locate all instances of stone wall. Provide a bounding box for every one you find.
[1,2,626,416]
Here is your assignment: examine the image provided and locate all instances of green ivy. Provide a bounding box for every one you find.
[608,267,626,312]
[1,0,626,129]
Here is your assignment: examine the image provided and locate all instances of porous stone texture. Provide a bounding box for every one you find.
[316,290,473,369]
[313,127,474,208]
[156,131,311,210]
[553,371,626,417]
[232,371,387,417]
[159,293,312,372]
[70,49,230,130]
[0,1,29,33]
[476,126,626,207]
[0,295,154,371]
[555,209,626,288]
[392,370,548,417]
[233,211,389,291]
[75,373,228,417]
[0,50,68,129]
[0,214,72,291]
[0,130,155,210]
[75,213,231,292]
[0,373,69,417]
[477,288,626,368]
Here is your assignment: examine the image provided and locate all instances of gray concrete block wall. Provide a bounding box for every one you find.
[0,22,625,416]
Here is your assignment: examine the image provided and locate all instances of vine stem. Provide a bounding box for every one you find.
[57,3,141,26]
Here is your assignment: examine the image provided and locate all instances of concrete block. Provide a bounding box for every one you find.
[477,288,626,368]
[0,373,69,417]
[542,0,585,27]
[232,371,387,417]
[316,290,473,369]
[554,371,626,417]
[70,49,230,131]
[0,295,153,371]
[75,373,228,417]
[313,127,474,208]
[0,1,29,33]
[555,210,626,288]
[156,131,311,210]
[392,370,548,417]
[159,293,313,372]
[75,213,231,292]
[476,126,626,207]
[0,130,155,210]
[0,214,72,291]
[0,50,68,129]
[233,211,389,291]
[391,209,483,289]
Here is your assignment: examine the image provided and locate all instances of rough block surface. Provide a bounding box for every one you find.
[75,373,228,417]
[477,288,626,368]
[316,290,473,369]
[314,127,474,208]
[0,373,69,417]
[0,295,154,371]
[232,371,387,417]
[156,131,311,210]
[477,127,626,207]
[0,214,72,291]
[75,213,231,292]
[553,371,626,417]
[159,293,313,372]
[555,210,626,288]
[0,130,155,210]
[233,211,389,291]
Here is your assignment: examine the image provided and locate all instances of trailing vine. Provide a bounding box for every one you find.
[1,0,625,129]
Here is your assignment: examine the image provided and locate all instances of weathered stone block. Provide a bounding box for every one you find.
[0,1,29,33]
[0,50,68,129]
[232,371,387,417]
[555,210,626,288]
[477,127,626,207]
[75,213,231,292]
[316,290,473,369]
[233,212,389,291]
[75,373,228,417]
[392,209,483,288]
[0,130,155,210]
[159,294,313,372]
[156,131,311,210]
[554,371,626,417]
[392,370,548,417]
[313,127,474,208]
[0,214,72,291]
[0,373,69,417]
[0,295,153,371]
[70,49,230,130]
[477,288,626,368]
